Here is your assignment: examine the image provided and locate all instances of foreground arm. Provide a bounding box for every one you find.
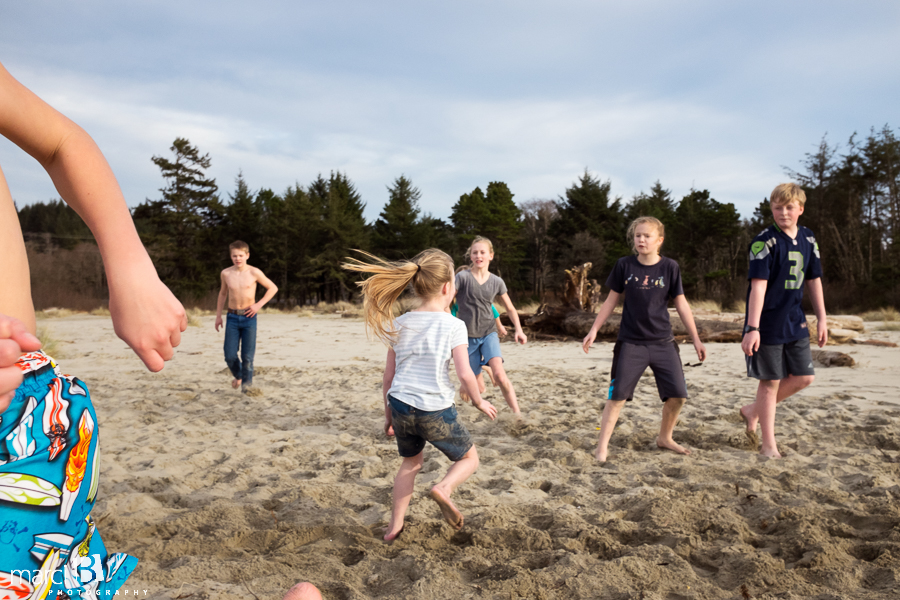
[582,290,621,353]
[0,61,186,371]
[741,279,767,357]
[673,295,707,361]
[806,278,828,347]
[382,348,397,436]
[452,345,497,420]
[498,293,526,344]
[0,315,42,411]
[244,269,279,318]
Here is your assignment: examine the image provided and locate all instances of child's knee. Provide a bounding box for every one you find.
[796,375,815,389]
[462,445,479,465]
[665,397,686,408]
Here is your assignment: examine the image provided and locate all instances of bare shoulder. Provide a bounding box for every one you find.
[250,265,269,279]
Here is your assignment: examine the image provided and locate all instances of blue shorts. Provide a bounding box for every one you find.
[388,396,473,461]
[0,352,136,597]
[467,332,503,376]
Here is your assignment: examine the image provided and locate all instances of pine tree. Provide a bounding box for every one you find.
[132,138,222,297]
[371,175,426,260]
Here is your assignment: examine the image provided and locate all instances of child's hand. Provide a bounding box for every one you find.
[473,399,498,420]
[244,302,263,319]
[498,324,508,337]
[816,319,828,347]
[582,330,597,354]
[515,330,527,345]
[0,315,42,412]
[384,417,395,437]
[741,331,760,357]
[694,340,707,362]
[109,272,187,372]
[214,315,223,332]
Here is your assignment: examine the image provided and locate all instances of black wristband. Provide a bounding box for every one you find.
[743,325,759,334]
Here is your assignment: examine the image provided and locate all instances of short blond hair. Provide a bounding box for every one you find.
[342,249,455,344]
[626,216,665,255]
[229,240,249,252]
[770,183,806,207]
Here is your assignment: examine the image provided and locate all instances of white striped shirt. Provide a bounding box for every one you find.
[388,311,469,411]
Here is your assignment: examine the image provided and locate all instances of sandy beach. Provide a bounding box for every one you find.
[36,313,900,600]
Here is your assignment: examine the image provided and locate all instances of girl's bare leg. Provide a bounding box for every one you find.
[487,357,520,416]
[430,446,479,530]
[385,452,423,541]
[595,400,625,462]
[657,397,690,455]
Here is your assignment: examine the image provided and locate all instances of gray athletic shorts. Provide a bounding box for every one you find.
[607,341,688,402]
[746,336,815,380]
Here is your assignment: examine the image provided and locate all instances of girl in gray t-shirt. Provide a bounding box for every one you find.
[454,236,528,417]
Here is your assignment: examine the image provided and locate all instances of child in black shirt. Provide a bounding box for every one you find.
[582,217,706,463]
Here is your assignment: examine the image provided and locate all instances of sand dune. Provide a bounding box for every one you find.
[37,314,900,599]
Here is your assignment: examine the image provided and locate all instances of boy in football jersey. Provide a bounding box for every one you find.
[739,183,828,458]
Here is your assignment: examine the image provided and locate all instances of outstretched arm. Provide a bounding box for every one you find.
[245,270,279,318]
[672,295,707,361]
[806,277,828,347]
[452,345,497,420]
[0,61,186,372]
[497,293,526,344]
[582,291,621,353]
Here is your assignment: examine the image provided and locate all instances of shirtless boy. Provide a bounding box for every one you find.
[215,241,278,392]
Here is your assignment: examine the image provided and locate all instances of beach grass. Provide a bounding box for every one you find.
[89,306,111,317]
[36,326,61,358]
[861,307,900,321]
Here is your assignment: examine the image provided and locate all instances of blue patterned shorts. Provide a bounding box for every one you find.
[0,352,136,598]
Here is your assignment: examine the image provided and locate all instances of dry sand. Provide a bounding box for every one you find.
[37,313,900,600]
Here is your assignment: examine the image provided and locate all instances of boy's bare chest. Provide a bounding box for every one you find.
[226,270,256,292]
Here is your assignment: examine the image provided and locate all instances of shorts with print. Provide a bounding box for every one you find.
[388,395,473,461]
[746,336,815,380]
[0,351,137,598]
[607,341,688,402]
[467,332,503,376]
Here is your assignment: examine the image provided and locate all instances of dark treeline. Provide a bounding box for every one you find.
[17,128,900,311]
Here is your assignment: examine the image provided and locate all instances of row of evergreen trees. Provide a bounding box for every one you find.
[17,127,900,310]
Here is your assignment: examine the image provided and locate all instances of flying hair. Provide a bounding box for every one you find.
[342,248,455,345]
[627,216,665,255]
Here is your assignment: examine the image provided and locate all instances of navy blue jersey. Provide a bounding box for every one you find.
[745,224,822,344]
[606,255,684,344]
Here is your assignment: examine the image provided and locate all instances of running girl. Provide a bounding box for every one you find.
[455,236,527,416]
[582,217,706,463]
[343,249,497,541]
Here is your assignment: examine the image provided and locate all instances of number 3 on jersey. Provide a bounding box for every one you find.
[785,251,804,290]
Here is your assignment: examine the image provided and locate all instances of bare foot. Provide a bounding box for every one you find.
[760,445,782,459]
[739,406,760,451]
[429,487,463,530]
[383,524,404,542]
[656,437,691,455]
[739,405,758,432]
[594,447,609,463]
[232,378,241,389]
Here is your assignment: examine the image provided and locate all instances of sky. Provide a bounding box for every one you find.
[1,1,898,222]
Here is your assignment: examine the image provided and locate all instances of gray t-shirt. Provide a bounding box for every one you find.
[455,269,508,338]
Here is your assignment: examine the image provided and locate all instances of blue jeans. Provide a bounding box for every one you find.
[224,312,257,385]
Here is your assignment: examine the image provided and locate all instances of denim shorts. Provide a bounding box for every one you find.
[467,332,503,376]
[746,336,815,380]
[388,396,473,461]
